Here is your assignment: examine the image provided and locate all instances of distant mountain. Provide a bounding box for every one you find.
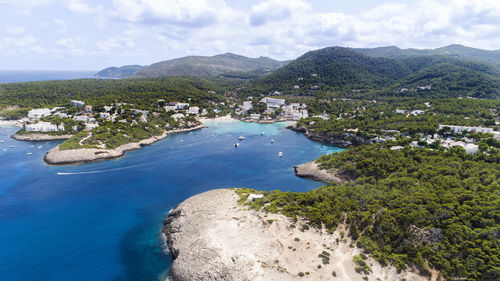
[131,53,287,78]
[252,46,499,98]
[355,44,500,68]
[94,65,144,78]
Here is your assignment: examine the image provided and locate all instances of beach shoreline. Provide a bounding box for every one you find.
[43,124,205,165]
[0,120,19,127]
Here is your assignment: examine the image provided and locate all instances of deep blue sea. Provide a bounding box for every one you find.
[0,71,96,83]
[0,120,343,281]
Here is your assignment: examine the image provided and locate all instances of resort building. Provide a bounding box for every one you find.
[439,125,494,134]
[260,97,285,108]
[28,108,52,120]
[171,113,185,121]
[188,107,200,115]
[25,121,64,132]
[70,100,85,107]
[164,105,176,112]
[85,123,99,131]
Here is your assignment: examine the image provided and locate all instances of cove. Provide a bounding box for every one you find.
[0,120,343,281]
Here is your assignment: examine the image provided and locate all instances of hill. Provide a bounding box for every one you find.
[250,47,499,98]
[355,44,500,68]
[131,53,287,78]
[94,65,144,78]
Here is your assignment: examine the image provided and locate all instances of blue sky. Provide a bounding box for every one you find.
[0,0,499,70]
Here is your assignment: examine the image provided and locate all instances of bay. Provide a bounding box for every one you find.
[0,120,343,280]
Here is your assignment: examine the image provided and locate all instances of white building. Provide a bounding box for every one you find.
[104,106,113,112]
[260,97,285,108]
[171,113,185,121]
[71,100,85,107]
[74,115,89,123]
[395,109,406,114]
[85,123,99,131]
[439,125,494,134]
[28,108,51,120]
[25,121,63,132]
[188,106,200,115]
[410,110,425,116]
[250,114,260,120]
[164,106,176,112]
[100,112,111,119]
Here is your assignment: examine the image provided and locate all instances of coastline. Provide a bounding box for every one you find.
[199,114,237,124]
[11,133,73,141]
[294,161,347,183]
[0,120,19,127]
[163,189,430,281]
[43,124,205,165]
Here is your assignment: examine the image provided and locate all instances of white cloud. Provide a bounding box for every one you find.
[96,29,142,52]
[110,0,234,26]
[249,0,311,26]
[5,26,26,35]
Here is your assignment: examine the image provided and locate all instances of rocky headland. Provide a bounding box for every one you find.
[294,161,347,183]
[12,133,73,141]
[44,124,204,165]
[163,189,432,281]
[287,123,371,148]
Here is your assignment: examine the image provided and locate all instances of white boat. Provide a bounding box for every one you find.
[234,143,240,147]
[26,152,32,155]
[2,148,6,151]
[37,146,43,149]
[9,145,14,148]
[0,140,4,143]
[279,152,283,157]
[261,132,265,136]
[270,139,274,143]
[238,136,245,140]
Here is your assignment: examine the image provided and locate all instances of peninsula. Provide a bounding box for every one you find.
[163,189,431,281]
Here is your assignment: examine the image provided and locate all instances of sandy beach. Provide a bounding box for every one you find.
[199,114,237,124]
[164,189,432,281]
[0,120,19,127]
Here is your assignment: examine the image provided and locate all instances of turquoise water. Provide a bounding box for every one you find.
[0,121,343,280]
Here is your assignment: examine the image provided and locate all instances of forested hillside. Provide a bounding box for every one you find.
[246,47,499,99]
[245,143,500,280]
[131,53,287,78]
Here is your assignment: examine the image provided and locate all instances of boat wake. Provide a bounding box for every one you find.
[56,158,166,176]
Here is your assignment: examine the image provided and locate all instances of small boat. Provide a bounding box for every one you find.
[279,152,283,157]
[0,140,4,143]
[9,145,14,148]
[261,132,265,136]
[37,146,43,149]
[26,152,32,155]
[270,139,274,143]
[238,136,245,140]
[2,148,6,151]
[234,143,240,147]
[180,140,184,142]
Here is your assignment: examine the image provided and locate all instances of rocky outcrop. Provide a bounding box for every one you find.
[11,133,73,141]
[163,189,431,281]
[294,161,346,183]
[44,124,204,165]
[287,124,371,148]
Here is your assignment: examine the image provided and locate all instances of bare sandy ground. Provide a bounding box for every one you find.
[164,189,431,281]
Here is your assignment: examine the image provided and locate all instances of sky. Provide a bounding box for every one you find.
[0,0,499,70]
